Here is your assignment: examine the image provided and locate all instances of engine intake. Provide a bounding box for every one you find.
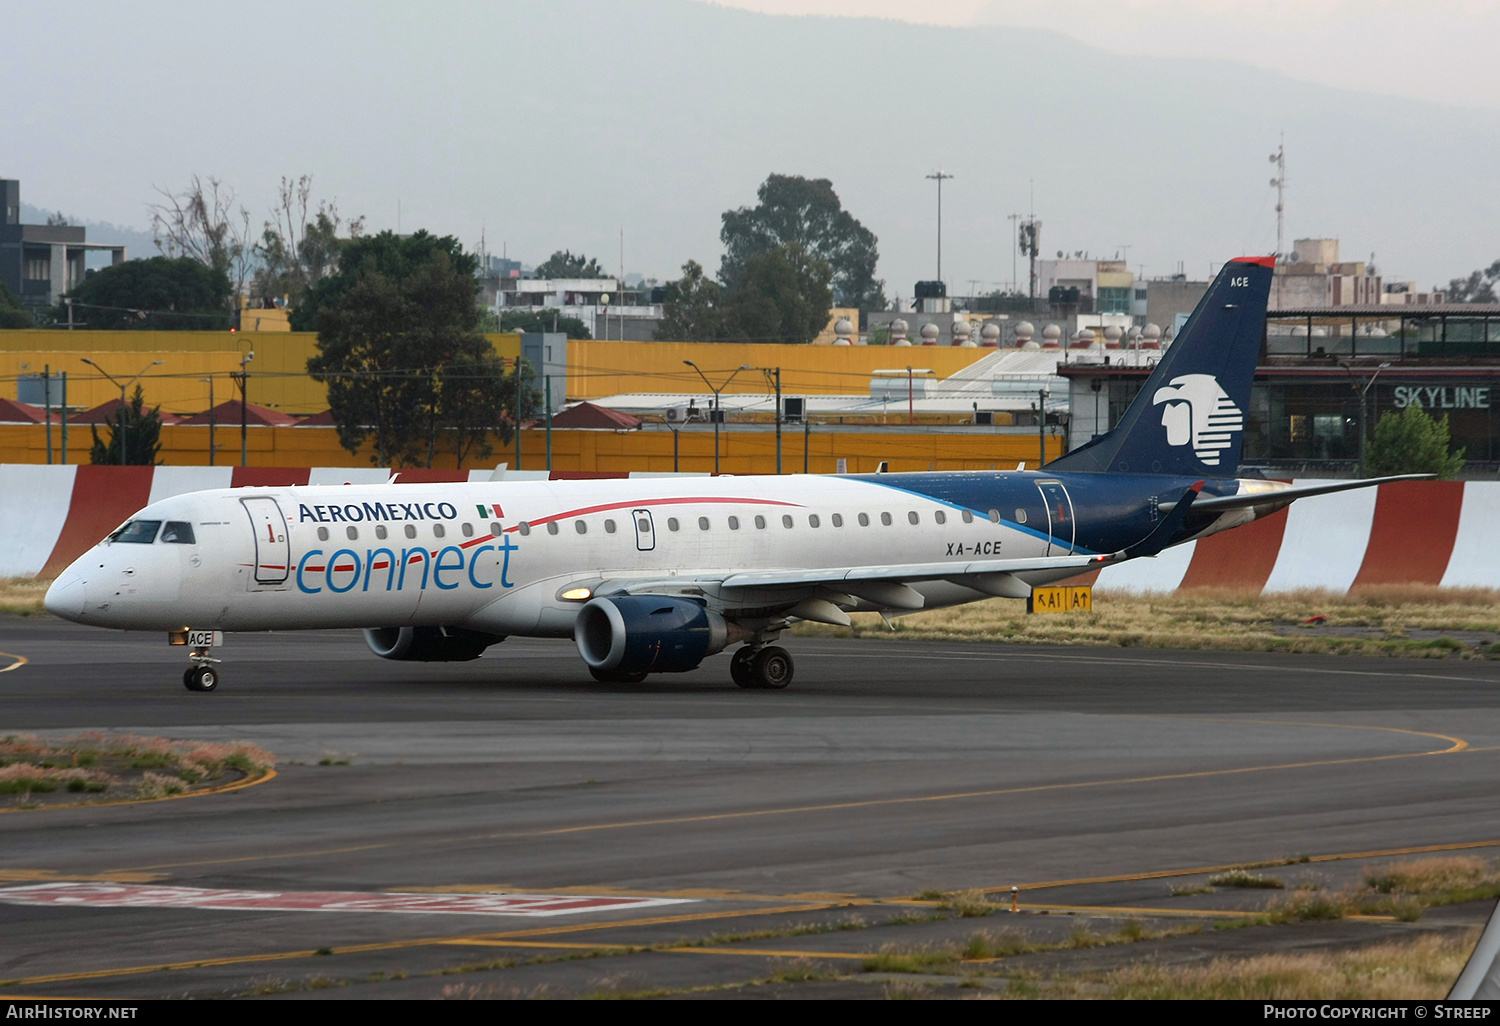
[363,626,504,662]
[574,596,731,674]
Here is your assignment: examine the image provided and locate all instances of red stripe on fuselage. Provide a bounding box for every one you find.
[508,495,802,532]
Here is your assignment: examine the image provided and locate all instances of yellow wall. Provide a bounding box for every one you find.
[0,351,246,413]
[566,340,990,399]
[0,331,525,417]
[0,422,1061,474]
[0,329,994,416]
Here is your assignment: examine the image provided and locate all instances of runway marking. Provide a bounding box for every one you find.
[103,721,1470,874]
[0,902,842,987]
[0,651,26,674]
[0,767,277,816]
[0,883,694,917]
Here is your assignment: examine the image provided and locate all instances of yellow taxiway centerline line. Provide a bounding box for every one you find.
[0,767,278,817]
[0,651,27,674]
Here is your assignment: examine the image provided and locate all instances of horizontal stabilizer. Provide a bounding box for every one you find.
[1159,474,1436,514]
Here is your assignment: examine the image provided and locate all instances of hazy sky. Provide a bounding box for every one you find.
[5,0,1495,297]
[717,0,1500,110]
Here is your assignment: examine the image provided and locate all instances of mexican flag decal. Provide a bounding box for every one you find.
[477,503,504,518]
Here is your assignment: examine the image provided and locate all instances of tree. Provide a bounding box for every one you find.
[533,250,607,279]
[0,283,32,328]
[59,257,232,330]
[720,174,885,309]
[148,176,254,306]
[306,230,532,467]
[721,243,832,343]
[254,175,364,308]
[653,260,727,341]
[1364,404,1466,479]
[496,309,592,339]
[89,385,163,466]
[1448,259,1500,303]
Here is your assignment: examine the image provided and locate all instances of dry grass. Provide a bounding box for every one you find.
[1363,856,1500,903]
[1206,869,1285,890]
[0,577,49,615]
[0,732,275,807]
[793,585,1500,657]
[1093,929,1477,1000]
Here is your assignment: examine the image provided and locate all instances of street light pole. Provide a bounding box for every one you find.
[234,351,254,468]
[81,358,163,466]
[1339,360,1391,471]
[926,171,953,284]
[201,376,216,466]
[683,360,750,475]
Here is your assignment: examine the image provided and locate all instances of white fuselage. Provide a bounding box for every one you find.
[45,475,1080,636]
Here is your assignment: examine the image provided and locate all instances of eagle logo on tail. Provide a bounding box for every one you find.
[1151,374,1243,467]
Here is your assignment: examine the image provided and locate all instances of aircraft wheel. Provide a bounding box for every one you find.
[730,649,757,689]
[750,647,793,690]
[183,666,218,693]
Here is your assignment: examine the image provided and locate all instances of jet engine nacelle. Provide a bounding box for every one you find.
[362,626,504,662]
[573,596,732,674]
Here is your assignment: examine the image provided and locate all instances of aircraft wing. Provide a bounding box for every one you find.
[597,485,1208,621]
[1159,474,1434,514]
[717,551,1113,590]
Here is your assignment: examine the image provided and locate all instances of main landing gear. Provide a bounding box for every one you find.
[182,648,220,693]
[730,646,794,690]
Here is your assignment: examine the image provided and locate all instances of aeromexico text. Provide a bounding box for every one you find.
[298,501,461,524]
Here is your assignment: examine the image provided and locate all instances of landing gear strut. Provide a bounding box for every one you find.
[182,648,220,692]
[731,645,794,690]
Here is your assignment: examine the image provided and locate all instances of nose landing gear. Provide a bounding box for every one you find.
[182,648,220,692]
[169,631,224,693]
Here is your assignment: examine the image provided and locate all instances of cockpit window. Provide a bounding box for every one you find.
[160,522,196,545]
[109,520,161,544]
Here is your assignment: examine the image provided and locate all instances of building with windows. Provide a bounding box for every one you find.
[1060,303,1500,472]
[0,180,126,309]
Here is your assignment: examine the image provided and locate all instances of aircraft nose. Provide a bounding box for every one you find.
[44,569,87,622]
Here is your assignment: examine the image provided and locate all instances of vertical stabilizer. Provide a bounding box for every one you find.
[1046,256,1273,476]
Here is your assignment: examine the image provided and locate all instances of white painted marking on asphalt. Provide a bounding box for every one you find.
[0,882,694,917]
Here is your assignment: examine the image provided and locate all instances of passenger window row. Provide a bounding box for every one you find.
[313,521,502,543]
[640,508,1002,532]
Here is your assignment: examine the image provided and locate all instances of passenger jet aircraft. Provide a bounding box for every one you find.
[45,256,1420,691]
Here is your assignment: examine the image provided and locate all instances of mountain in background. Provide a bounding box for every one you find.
[19,202,157,269]
[4,0,1494,293]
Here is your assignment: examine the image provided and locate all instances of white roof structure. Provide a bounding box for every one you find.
[582,347,1163,419]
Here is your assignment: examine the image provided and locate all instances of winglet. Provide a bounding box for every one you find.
[1120,481,1204,560]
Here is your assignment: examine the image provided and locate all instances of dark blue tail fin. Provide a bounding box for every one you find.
[1046,256,1273,476]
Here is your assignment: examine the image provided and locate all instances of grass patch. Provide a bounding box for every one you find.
[1207,869,1285,890]
[866,920,1201,974]
[0,732,274,808]
[1265,891,1353,923]
[791,585,1500,658]
[1170,883,1216,897]
[1364,856,1500,902]
[939,889,997,917]
[0,577,49,616]
[1094,929,1476,1000]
